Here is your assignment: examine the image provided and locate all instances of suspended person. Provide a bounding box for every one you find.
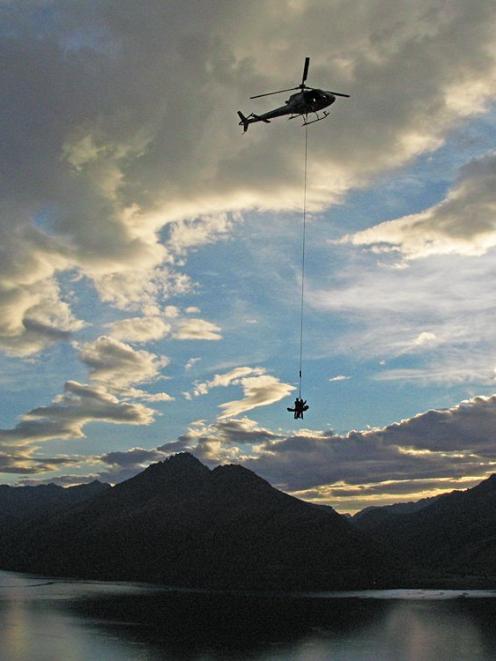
[287,397,309,419]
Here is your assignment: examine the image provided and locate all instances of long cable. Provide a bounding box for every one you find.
[298,123,308,399]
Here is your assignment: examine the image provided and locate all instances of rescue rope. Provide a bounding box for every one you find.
[298,123,308,399]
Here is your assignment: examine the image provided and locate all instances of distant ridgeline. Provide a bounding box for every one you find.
[0,453,496,590]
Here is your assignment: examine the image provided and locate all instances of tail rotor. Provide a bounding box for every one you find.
[237,111,250,133]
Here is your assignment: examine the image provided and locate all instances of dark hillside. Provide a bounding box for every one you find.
[0,453,393,590]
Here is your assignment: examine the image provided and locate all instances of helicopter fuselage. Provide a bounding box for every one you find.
[240,89,336,130]
[238,57,349,132]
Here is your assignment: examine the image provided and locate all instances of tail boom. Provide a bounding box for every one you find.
[237,111,271,132]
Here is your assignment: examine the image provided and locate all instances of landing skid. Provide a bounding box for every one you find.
[302,111,330,126]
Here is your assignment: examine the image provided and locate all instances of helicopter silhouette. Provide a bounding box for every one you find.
[238,57,349,133]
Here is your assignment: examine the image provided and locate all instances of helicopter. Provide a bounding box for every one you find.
[238,57,349,133]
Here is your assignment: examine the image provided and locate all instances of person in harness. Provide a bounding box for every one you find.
[287,397,309,419]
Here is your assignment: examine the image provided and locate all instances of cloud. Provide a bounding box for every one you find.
[0,380,155,447]
[0,332,171,473]
[340,153,496,260]
[238,395,496,498]
[161,394,496,508]
[191,366,266,396]
[120,387,174,403]
[164,306,180,318]
[78,336,168,387]
[1,1,496,355]
[173,318,222,341]
[107,316,171,342]
[329,375,350,382]
[185,357,201,371]
[19,473,103,487]
[308,245,496,383]
[160,416,281,464]
[374,351,496,385]
[0,448,82,475]
[17,447,170,486]
[100,447,167,468]
[168,213,233,254]
[18,393,496,511]
[185,366,294,416]
[413,331,437,347]
[218,374,295,418]
[0,277,85,357]
[291,475,484,512]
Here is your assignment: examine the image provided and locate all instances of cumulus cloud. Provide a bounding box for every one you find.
[184,366,294,416]
[0,277,85,357]
[107,316,171,343]
[340,153,496,260]
[172,318,222,341]
[0,332,171,473]
[0,380,155,447]
[190,366,266,397]
[2,0,496,355]
[160,416,281,464]
[218,374,295,418]
[168,213,233,254]
[94,268,193,314]
[78,336,168,387]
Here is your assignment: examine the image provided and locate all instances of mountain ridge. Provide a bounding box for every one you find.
[2,456,496,589]
[0,453,392,590]
[352,473,496,576]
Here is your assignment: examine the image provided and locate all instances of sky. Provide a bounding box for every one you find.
[1,0,496,513]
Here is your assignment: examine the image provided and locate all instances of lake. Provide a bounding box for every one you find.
[1,569,496,660]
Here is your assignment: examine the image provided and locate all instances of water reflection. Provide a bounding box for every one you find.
[1,570,496,660]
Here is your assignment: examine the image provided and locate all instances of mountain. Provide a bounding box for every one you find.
[353,475,496,577]
[352,495,440,534]
[0,453,393,590]
[0,480,110,532]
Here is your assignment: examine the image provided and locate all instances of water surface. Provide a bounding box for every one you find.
[1,570,496,660]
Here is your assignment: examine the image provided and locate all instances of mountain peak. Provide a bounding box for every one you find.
[124,452,210,492]
[151,452,210,474]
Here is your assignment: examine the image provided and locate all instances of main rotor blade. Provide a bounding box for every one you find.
[302,57,310,85]
[325,89,350,97]
[250,86,299,99]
